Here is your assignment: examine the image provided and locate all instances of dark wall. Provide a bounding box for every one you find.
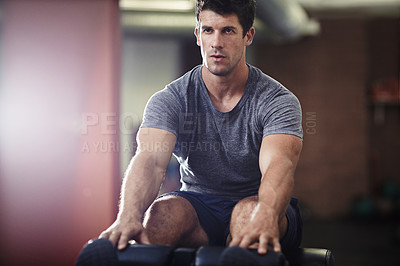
[367,19,400,200]
[253,18,399,218]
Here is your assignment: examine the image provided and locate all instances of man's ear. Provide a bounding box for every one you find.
[194,27,201,47]
[245,27,255,46]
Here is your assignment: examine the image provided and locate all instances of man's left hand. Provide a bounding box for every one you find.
[229,201,282,254]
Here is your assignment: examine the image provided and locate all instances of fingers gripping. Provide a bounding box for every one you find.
[258,233,269,254]
[98,221,149,250]
[258,233,281,254]
[238,234,257,250]
[117,232,130,250]
[230,231,281,255]
[99,229,121,248]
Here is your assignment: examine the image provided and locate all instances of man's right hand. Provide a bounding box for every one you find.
[99,218,150,250]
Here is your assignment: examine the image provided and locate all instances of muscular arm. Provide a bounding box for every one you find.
[100,127,176,249]
[230,134,302,254]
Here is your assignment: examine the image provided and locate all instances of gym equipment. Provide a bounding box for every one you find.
[285,248,335,266]
[75,238,118,266]
[76,239,335,266]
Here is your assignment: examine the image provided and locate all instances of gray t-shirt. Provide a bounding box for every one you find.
[141,65,303,200]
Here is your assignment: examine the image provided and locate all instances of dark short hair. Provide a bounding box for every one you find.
[196,0,256,37]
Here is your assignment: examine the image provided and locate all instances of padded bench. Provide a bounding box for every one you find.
[76,239,335,266]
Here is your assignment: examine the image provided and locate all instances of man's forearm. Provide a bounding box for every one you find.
[257,158,295,220]
[118,152,166,221]
[99,127,176,249]
[257,135,302,220]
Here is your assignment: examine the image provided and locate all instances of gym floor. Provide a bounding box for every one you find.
[301,219,400,266]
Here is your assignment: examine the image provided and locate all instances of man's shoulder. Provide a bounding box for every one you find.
[247,65,300,112]
[248,65,291,99]
[152,65,202,101]
[147,65,204,114]
[248,65,283,88]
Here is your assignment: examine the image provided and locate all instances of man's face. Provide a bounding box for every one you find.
[195,10,254,77]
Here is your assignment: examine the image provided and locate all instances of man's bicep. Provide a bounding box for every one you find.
[136,127,177,170]
[259,134,302,175]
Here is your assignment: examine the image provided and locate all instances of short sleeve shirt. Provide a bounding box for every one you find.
[141,65,303,200]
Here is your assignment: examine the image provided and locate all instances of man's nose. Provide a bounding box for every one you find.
[211,32,223,49]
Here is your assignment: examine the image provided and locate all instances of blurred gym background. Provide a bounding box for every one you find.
[0,0,399,265]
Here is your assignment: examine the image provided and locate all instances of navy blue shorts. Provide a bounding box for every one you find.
[159,191,302,252]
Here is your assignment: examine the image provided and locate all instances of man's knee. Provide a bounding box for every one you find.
[232,196,258,217]
[143,195,208,247]
[144,196,193,228]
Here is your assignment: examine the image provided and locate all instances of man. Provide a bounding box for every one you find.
[100,0,303,256]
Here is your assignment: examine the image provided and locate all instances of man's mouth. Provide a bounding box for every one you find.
[211,54,225,58]
[210,54,226,61]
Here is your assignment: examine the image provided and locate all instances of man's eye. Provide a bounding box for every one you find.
[203,28,212,33]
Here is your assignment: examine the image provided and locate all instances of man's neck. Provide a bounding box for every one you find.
[202,63,249,112]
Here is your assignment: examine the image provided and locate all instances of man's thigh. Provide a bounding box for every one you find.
[156,191,238,246]
[143,194,209,248]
